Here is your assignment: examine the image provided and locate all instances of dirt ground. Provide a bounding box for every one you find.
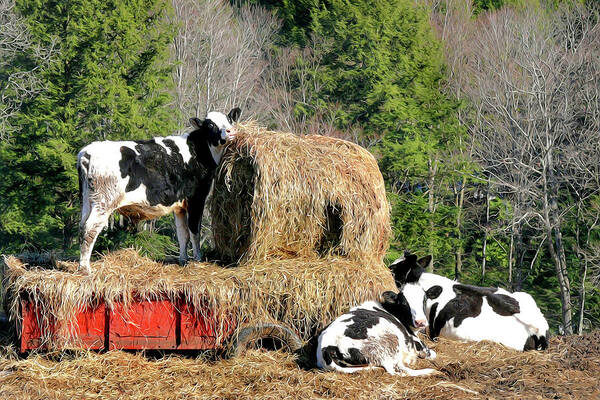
[0,319,598,400]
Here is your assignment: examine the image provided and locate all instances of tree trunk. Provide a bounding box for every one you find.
[455,177,466,280]
[546,224,573,334]
[427,157,438,272]
[545,150,573,335]
[481,176,490,284]
[508,229,514,288]
[578,259,587,335]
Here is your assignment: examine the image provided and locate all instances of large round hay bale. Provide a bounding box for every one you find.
[210,122,391,264]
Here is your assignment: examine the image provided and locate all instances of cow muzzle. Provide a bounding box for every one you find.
[415,319,428,331]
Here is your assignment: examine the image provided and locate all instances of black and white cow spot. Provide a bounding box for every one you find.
[316,294,438,376]
[390,252,550,352]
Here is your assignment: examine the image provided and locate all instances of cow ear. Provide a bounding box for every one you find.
[381,291,398,304]
[417,255,432,269]
[190,117,202,129]
[227,107,241,123]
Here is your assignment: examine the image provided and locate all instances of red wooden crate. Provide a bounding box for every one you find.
[18,294,238,352]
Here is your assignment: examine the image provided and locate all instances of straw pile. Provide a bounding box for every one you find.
[0,331,598,399]
[2,249,396,348]
[210,122,391,264]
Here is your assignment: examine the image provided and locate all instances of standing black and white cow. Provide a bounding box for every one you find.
[390,252,550,351]
[316,291,438,376]
[77,108,241,273]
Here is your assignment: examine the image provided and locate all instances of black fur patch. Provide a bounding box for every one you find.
[342,348,369,367]
[537,335,548,350]
[523,335,548,351]
[523,335,536,351]
[428,302,439,339]
[389,253,430,285]
[342,302,414,342]
[322,345,341,365]
[453,284,520,316]
[430,292,483,339]
[119,140,207,207]
[322,345,368,367]
[380,291,415,330]
[227,107,241,124]
[426,285,443,300]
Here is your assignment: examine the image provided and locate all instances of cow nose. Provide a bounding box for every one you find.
[415,319,428,329]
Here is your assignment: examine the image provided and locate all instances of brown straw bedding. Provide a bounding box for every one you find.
[0,332,597,399]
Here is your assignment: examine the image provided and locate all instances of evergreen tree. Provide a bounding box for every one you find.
[309,0,465,267]
[0,0,176,252]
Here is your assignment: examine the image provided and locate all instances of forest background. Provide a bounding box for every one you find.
[1,0,599,335]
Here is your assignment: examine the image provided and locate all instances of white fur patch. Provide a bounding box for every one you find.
[414,273,549,351]
[316,300,435,376]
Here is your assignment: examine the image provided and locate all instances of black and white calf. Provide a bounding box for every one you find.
[77,108,241,273]
[316,291,438,376]
[390,253,549,351]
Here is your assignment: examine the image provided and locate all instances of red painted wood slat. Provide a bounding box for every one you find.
[108,299,177,350]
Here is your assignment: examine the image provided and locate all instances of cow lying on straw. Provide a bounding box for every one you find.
[391,252,550,351]
[77,108,241,273]
[317,290,438,376]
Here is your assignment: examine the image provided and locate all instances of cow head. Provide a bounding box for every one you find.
[387,252,432,332]
[380,291,435,359]
[381,289,427,333]
[389,251,431,286]
[189,107,241,147]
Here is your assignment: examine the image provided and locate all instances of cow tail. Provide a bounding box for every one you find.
[77,151,91,203]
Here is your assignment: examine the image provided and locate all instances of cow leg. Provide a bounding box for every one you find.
[397,366,440,377]
[174,209,190,265]
[381,359,401,376]
[78,198,93,273]
[79,205,110,274]
[187,177,212,261]
[326,363,377,374]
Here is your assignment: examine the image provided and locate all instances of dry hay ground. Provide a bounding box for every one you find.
[0,332,598,400]
[2,249,395,346]
[210,122,391,265]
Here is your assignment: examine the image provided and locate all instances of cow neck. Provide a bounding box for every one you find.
[418,272,455,292]
[186,133,218,170]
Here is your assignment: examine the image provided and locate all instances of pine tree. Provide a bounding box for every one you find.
[0,0,177,252]
[292,0,465,266]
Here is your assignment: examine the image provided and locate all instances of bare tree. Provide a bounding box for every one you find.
[0,0,55,139]
[170,0,279,125]
[442,3,600,333]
